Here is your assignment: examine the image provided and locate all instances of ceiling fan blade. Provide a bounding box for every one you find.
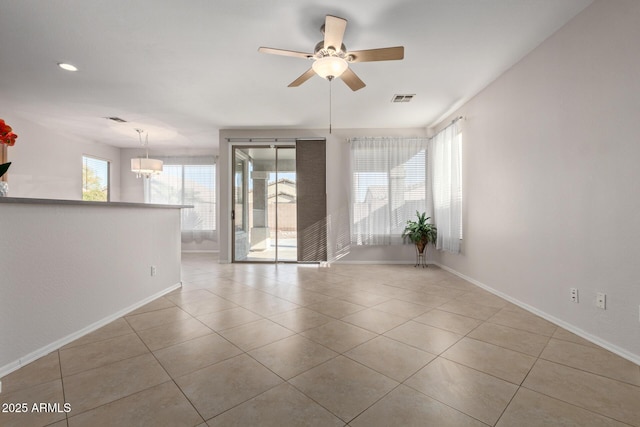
[288,68,316,87]
[348,46,404,62]
[340,67,366,91]
[258,47,312,59]
[324,15,347,50]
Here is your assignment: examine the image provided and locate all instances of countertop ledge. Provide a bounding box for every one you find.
[0,197,192,209]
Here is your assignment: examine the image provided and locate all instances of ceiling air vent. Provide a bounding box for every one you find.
[391,94,415,103]
[105,116,127,123]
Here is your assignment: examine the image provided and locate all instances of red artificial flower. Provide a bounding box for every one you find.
[0,119,11,135]
[1,132,17,146]
[0,119,18,146]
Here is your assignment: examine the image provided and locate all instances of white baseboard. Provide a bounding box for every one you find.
[435,263,640,366]
[331,260,434,265]
[0,282,182,379]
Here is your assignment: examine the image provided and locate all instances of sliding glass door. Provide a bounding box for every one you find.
[233,146,297,262]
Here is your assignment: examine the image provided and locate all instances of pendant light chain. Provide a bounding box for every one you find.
[131,128,163,179]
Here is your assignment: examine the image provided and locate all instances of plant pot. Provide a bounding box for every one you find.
[415,238,427,254]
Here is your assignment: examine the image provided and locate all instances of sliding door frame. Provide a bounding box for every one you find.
[231,143,297,264]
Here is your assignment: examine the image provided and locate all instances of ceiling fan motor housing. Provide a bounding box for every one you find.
[313,41,350,61]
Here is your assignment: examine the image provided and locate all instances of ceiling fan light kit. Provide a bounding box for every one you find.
[312,56,348,80]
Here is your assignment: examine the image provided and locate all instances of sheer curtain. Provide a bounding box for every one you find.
[350,137,429,245]
[430,121,462,253]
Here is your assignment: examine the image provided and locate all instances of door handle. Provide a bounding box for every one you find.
[231,210,235,220]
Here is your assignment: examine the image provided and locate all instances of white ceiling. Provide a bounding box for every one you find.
[0,0,593,149]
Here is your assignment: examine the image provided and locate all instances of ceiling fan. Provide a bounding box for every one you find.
[259,15,404,91]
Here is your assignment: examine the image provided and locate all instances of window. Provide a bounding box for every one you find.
[350,137,429,245]
[148,157,216,242]
[82,155,109,201]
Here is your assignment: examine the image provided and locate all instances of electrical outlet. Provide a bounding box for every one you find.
[150,266,157,276]
[596,292,606,310]
[570,288,579,303]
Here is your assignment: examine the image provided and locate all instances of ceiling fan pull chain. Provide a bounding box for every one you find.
[329,78,333,134]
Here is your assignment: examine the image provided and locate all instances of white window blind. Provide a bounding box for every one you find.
[148,157,216,243]
[82,155,109,201]
[350,137,429,245]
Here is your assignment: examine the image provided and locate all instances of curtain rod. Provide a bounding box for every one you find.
[345,136,429,143]
[344,117,465,143]
[225,137,298,143]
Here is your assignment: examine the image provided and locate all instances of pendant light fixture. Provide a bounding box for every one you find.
[131,129,163,178]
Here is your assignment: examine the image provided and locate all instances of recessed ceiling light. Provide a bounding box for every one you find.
[58,62,78,72]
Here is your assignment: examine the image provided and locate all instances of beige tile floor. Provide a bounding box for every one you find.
[2,253,639,426]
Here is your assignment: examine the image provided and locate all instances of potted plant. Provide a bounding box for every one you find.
[402,211,437,255]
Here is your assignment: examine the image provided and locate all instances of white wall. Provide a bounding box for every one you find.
[3,115,121,201]
[435,0,640,362]
[0,200,182,375]
[218,128,428,264]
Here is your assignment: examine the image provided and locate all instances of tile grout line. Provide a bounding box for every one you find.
[183,262,640,425]
[398,358,494,427]
[515,382,637,427]
[12,257,635,426]
[57,350,70,427]
[127,312,208,426]
[60,315,201,422]
[491,327,549,427]
[209,266,636,426]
